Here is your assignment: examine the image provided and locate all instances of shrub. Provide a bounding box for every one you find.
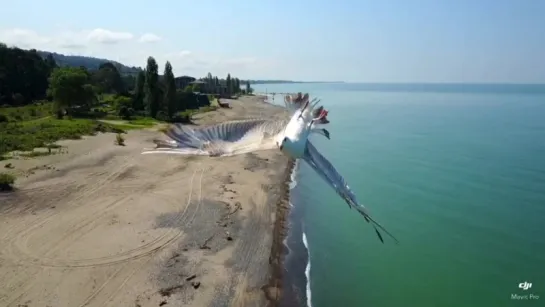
[114,96,132,109]
[118,106,134,120]
[0,118,126,155]
[155,111,169,122]
[198,105,218,113]
[170,110,193,123]
[12,93,25,105]
[115,133,125,146]
[0,172,16,191]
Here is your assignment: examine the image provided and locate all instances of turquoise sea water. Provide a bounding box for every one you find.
[252,83,545,307]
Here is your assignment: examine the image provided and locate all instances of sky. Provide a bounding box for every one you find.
[1,0,544,83]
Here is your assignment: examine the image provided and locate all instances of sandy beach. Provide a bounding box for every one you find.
[0,96,293,307]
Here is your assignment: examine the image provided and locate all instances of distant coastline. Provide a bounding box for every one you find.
[248,80,345,85]
[250,81,545,86]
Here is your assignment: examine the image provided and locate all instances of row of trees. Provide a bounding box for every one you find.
[0,43,57,105]
[0,43,252,122]
[198,73,249,96]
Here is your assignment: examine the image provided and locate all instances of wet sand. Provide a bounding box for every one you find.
[0,96,294,307]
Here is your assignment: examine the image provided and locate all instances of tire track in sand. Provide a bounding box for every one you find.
[0,160,141,307]
[2,167,207,307]
[4,167,202,268]
[0,158,134,245]
[77,167,207,307]
[0,158,136,295]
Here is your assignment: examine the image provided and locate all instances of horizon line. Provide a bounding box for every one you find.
[250,81,545,85]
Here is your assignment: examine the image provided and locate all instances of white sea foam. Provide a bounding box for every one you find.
[289,160,300,190]
[302,231,312,307]
[288,157,311,306]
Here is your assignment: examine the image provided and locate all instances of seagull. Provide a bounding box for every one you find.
[142,94,399,244]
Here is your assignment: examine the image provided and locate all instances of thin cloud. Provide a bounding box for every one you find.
[86,28,134,44]
[139,33,162,43]
[0,27,271,79]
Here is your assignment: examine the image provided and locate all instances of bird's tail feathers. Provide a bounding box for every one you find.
[304,141,398,244]
[353,204,400,244]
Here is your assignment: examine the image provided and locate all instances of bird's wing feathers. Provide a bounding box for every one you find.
[303,141,399,244]
[142,118,287,156]
[284,93,310,114]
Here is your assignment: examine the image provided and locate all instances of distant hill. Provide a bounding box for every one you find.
[36,51,142,75]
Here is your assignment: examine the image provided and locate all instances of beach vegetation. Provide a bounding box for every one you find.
[0,172,16,191]
[115,133,125,146]
[0,44,247,157]
[245,80,254,95]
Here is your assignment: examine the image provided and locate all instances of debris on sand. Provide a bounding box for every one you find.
[185,274,197,281]
[191,281,201,289]
[200,235,214,250]
[159,285,184,297]
[225,231,233,241]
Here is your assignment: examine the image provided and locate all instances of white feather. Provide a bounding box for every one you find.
[142,118,288,157]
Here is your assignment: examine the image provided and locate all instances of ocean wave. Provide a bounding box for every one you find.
[289,160,300,190]
[303,231,312,307]
[292,159,312,307]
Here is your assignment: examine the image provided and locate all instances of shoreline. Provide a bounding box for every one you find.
[258,94,309,307]
[281,160,312,307]
[0,95,297,307]
[263,158,295,306]
[255,93,297,306]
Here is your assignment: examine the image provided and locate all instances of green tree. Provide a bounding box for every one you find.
[234,78,241,93]
[245,80,252,94]
[163,61,177,119]
[226,73,232,96]
[206,72,213,93]
[114,96,132,110]
[133,71,145,110]
[0,45,50,105]
[121,75,136,92]
[191,83,201,92]
[92,62,124,94]
[44,53,58,71]
[144,56,160,118]
[47,67,96,117]
[115,96,134,119]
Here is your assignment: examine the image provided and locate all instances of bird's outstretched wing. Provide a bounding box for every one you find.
[303,141,399,244]
[142,118,287,157]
